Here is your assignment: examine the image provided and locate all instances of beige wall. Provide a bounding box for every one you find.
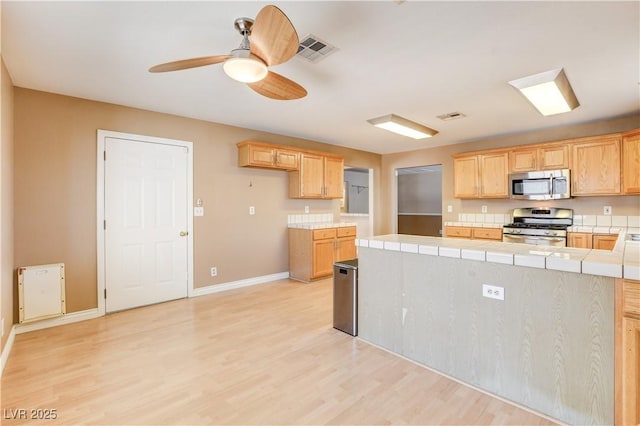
[380,115,640,234]
[1,60,15,350]
[13,88,381,317]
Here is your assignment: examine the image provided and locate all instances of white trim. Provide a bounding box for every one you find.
[15,309,100,334]
[1,325,16,375]
[97,130,194,315]
[191,272,289,298]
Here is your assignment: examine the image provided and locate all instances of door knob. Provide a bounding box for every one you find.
[180,231,188,237]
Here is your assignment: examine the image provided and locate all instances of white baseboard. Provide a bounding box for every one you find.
[1,325,16,375]
[191,271,289,298]
[15,308,101,334]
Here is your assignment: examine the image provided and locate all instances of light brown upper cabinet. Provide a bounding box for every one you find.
[510,143,570,172]
[622,129,640,194]
[289,153,344,199]
[237,141,299,170]
[453,151,509,199]
[453,156,479,198]
[571,135,622,196]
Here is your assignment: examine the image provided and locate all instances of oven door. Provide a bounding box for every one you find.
[503,234,566,247]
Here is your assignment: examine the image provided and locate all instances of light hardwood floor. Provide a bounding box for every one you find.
[1,278,555,425]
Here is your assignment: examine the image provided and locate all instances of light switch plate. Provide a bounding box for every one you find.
[481,205,488,213]
[249,206,255,215]
[447,205,453,213]
[304,206,310,213]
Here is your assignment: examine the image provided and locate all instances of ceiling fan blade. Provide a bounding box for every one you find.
[149,55,230,73]
[248,71,307,100]
[250,5,299,67]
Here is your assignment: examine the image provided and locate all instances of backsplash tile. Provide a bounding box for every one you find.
[454,211,638,231]
[287,213,333,224]
[596,215,612,227]
[612,216,627,227]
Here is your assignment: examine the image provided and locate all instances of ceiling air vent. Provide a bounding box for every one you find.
[296,34,338,63]
[437,112,466,121]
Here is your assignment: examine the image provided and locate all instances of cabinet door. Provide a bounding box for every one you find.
[622,130,640,194]
[299,154,324,198]
[593,234,617,250]
[275,149,299,170]
[336,237,357,262]
[621,316,640,426]
[510,147,538,172]
[539,144,569,169]
[243,144,275,167]
[312,239,335,278]
[567,232,593,248]
[571,137,621,195]
[479,152,509,198]
[324,156,344,198]
[453,156,479,198]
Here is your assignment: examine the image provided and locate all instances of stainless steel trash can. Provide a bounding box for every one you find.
[333,258,358,336]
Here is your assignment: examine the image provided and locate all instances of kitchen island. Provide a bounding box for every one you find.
[355,233,638,425]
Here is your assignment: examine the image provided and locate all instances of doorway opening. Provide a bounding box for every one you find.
[341,167,373,238]
[396,165,442,236]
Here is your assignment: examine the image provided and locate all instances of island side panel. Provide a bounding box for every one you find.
[358,247,614,426]
[358,247,403,354]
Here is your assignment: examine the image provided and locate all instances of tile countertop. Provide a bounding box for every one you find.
[356,230,640,280]
[288,222,358,230]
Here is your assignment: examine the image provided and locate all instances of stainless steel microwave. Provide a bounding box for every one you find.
[509,169,570,200]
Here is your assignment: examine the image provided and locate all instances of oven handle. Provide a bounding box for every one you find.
[503,234,566,244]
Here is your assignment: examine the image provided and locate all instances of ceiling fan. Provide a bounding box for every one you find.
[149,5,306,100]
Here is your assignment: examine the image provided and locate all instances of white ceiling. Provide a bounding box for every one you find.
[3,1,639,154]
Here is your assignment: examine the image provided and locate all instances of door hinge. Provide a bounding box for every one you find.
[104,151,106,161]
[103,220,106,230]
[104,289,107,299]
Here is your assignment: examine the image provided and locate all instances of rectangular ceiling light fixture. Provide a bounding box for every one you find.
[367,114,438,139]
[508,68,579,116]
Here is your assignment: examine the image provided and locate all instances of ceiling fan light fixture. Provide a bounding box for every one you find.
[367,114,438,139]
[223,50,268,83]
[509,68,579,116]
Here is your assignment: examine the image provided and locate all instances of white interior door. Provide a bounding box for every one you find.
[104,137,189,312]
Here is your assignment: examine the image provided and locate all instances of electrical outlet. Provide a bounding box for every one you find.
[210,267,217,277]
[249,206,255,215]
[447,205,453,213]
[194,207,204,216]
[482,284,504,301]
[603,206,612,215]
[481,205,488,213]
[304,206,309,213]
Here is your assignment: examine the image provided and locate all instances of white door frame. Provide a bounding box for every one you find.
[96,130,194,316]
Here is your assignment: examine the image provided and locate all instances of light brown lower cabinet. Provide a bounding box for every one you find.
[289,226,357,282]
[568,232,593,248]
[568,232,618,250]
[444,226,502,241]
[593,234,618,250]
[616,279,640,426]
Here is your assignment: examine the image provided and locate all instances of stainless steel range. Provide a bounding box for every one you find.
[503,207,573,247]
